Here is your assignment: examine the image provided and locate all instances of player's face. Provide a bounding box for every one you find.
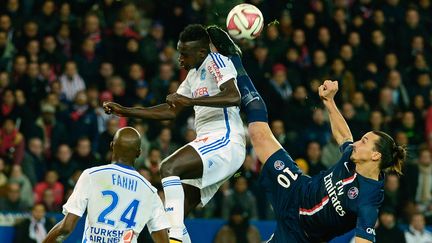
[351,132,380,163]
[177,41,205,71]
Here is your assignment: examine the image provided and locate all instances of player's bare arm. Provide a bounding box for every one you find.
[166,78,240,108]
[43,213,80,243]
[355,236,372,243]
[103,102,184,120]
[319,80,353,145]
[151,229,169,243]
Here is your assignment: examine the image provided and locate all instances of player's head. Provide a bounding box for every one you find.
[111,127,141,165]
[351,131,406,175]
[177,24,210,71]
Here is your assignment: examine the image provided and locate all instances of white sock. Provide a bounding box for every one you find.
[183,225,191,243]
[162,176,184,241]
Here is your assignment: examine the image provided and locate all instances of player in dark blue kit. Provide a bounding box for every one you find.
[207,26,407,243]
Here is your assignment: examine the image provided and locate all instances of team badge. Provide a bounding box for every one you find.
[347,187,359,199]
[123,230,134,243]
[274,160,285,170]
[200,69,206,80]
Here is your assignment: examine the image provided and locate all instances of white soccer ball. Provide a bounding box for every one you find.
[226,3,264,40]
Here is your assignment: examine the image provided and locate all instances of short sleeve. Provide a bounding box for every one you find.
[355,205,378,242]
[62,170,91,217]
[176,78,192,98]
[339,141,353,153]
[207,53,237,88]
[147,193,170,233]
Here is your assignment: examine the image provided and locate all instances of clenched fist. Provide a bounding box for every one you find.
[103,102,125,116]
[319,80,339,101]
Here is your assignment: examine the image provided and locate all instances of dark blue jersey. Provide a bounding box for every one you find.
[299,142,384,242]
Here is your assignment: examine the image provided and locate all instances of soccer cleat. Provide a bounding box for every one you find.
[206,25,242,57]
[169,238,182,243]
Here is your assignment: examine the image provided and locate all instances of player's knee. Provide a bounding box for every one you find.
[160,160,178,178]
[248,123,271,146]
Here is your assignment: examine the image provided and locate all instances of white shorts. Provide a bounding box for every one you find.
[180,134,246,206]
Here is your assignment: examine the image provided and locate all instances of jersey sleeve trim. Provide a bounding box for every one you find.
[339,141,353,152]
[207,53,237,86]
[62,207,85,217]
[209,53,226,68]
[355,227,375,242]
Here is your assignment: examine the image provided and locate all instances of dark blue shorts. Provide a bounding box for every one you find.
[259,149,310,243]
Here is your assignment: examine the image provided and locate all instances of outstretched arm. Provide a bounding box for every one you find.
[43,213,80,243]
[319,80,353,146]
[103,102,184,120]
[166,79,240,108]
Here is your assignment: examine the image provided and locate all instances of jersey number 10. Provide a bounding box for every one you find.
[277,167,298,188]
[97,190,140,228]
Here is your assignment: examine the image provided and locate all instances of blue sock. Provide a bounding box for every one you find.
[231,55,268,124]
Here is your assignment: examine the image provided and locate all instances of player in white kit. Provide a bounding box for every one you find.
[43,127,170,243]
[103,24,246,243]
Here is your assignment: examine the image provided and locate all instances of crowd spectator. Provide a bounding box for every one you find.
[33,170,64,210]
[13,203,55,243]
[59,61,85,102]
[9,165,33,209]
[303,141,326,176]
[405,213,432,243]
[51,144,78,186]
[375,207,406,243]
[0,182,28,212]
[29,103,68,160]
[214,205,261,243]
[222,176,258,221]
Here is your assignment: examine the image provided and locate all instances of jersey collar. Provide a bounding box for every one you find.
[113,163,135,171]
[194,55,210,70]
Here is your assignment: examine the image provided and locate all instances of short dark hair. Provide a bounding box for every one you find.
[373,131,406,175]
[179,24,209,47]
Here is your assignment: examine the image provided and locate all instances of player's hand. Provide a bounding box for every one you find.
[103,102,125,116]
[319,80,339,101]
[166,93,192,107]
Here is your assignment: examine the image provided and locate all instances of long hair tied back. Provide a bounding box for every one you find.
[373,131,407,175]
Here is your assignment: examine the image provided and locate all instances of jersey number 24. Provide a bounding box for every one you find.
[97,190,140,228]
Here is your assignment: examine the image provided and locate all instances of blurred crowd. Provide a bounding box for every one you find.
[0,0,432,242]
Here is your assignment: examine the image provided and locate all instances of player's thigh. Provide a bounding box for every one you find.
[259,149,303,213]
[160,144,203,179]
[186,139,246,188]
[248,122,283,162]
[183,184,201,215]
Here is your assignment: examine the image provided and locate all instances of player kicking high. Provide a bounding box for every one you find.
[43,127,169,243]
[208,26,406,243]
[103,24,245,243]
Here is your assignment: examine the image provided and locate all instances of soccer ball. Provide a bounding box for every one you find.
[226,3,264,40]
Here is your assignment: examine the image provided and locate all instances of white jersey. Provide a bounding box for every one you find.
[63,163,170,243]
[177,52,245,144]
